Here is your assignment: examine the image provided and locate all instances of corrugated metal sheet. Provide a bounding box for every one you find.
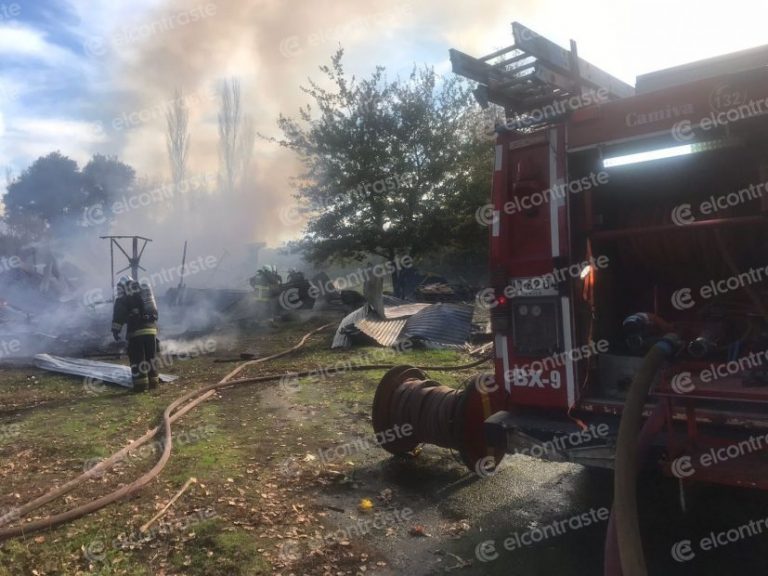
[383,303,431,319]
[331,306,368,348]
[34,354,178,388]
[401,303,474,348]
[354,317,408,347]
[331,302,474,349]
[332,303,430,348]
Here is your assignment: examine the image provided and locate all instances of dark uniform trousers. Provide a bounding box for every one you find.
[128,333,159,392]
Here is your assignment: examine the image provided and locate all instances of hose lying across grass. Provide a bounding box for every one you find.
[0,323,490,541]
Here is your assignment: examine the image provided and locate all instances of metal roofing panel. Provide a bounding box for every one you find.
[401,303,474,348]
[332,303,473,349]
[34,354,177,388]
[332,303,431,348]
[354,317,407,347]
[331,306,368,348]
[383,303,431,319]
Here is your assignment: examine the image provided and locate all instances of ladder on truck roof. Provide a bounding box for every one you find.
[450,22,634,128]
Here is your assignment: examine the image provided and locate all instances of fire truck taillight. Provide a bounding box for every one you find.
[490,290,510,332]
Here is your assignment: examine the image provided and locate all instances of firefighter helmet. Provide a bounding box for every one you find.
[116,275,134,297]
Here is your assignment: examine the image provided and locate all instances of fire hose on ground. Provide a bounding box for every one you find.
[0,324,491,542]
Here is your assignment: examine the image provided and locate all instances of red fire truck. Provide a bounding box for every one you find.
[372,22,768,576]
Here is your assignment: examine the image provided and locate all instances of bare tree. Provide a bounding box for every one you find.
[218,79,256,194]
[4,167,14,188]
[237,116,256,189]
[166,88,190,194]
[218,79,241,195]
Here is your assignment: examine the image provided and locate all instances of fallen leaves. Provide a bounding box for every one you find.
[442,519,471,538]
[357,498,374,512]
[408,525,430,537]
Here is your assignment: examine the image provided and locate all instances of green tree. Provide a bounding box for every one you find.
[4,152,84,238]
[4,152,135,239]
[82,154,135,202]
[272,50,493,294]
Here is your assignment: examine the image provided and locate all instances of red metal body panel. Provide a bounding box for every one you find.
[491,126,577,411]
[568,67,768,149]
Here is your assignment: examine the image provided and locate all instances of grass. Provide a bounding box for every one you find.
[167,520,271,576]
[0,314,481,575]
[162,404,243,484]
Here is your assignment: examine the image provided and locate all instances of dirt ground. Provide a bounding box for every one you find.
[2,313,768,576]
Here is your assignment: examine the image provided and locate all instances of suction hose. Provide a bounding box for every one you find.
[612,335,678,576]
[604,402,667,576]
[372,366,502,471]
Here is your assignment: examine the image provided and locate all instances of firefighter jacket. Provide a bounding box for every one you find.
[251,283,273,302]
[112,290,158,339]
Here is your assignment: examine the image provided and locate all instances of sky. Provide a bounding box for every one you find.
[2,0,768,247]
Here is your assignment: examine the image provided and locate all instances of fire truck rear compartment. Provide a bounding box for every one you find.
[569,135,768,406]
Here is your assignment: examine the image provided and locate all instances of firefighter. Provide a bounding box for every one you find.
[249,267,279,311]
[112,276,159,392]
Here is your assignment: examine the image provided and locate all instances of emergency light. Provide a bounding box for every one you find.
[603,139,731,169]
[602,144,694,168]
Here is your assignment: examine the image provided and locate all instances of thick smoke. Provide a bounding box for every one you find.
[94,0,515,264]
[0,0,520,356]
